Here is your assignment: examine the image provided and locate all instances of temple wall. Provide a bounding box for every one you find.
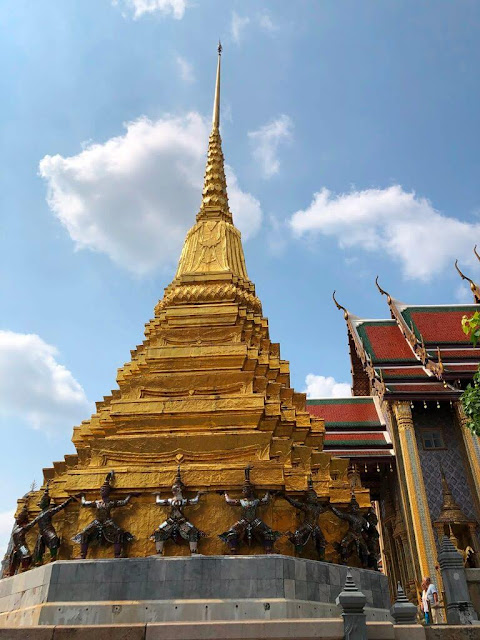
[413,405,479,531]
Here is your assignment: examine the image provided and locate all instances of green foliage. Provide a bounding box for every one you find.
[461,368,480,436]
[461,311,480,435]
[462,311,480,347]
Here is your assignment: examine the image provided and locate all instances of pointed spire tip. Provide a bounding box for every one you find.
[212,40,222,129]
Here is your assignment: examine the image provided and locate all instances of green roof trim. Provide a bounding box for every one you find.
[402,305,478,314]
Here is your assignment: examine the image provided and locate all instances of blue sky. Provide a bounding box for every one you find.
[1,0,480,549]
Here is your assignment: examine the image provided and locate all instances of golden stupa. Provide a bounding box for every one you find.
[17,46,369,562]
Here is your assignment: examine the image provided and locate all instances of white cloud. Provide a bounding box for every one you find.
[266,214,288,254]
[39,113,262,274]
[230,10,278,42]
[248,115,293,179]
[225,167,262,238]
[304,374,351,399]
[289,185,480,281]
[176,55,194,84]
[231,12,250,43]
[0,331,92,436]
[0,510,15,564]
[258,12,277,32]
[113,0,187,19]
[455,282,473,303]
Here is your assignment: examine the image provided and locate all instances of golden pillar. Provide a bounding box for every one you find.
[393,401,439,582]
[455,402,480,515]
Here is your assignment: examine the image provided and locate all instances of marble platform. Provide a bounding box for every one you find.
[0,555,392,626]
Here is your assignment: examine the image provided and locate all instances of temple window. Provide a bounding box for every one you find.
[420,429,446,450]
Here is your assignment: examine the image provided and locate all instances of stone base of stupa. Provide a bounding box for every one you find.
[0,555,391,627]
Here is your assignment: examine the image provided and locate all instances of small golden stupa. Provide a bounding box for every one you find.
[17,45,369,561]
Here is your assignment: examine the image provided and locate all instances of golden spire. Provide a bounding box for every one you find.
[165,42,255,304]
[197,41,232,223]
[212,41,221,129]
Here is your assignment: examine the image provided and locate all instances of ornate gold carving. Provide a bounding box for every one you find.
[140,382,246,398]
[161,329,238,345]
[198,128,230,218]
[100,445,269,466]
[393,400,413,426]
[157,281,261,314]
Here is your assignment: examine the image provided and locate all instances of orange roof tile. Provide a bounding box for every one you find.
[306,397,381,426]
[356,321,415,362]
[401,306,477,344]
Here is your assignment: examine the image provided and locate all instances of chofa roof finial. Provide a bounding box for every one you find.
[455,259,480,304]
[375,276,391,303]
[332,291,348,320]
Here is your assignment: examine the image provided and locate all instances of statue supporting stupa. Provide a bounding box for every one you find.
[151,467,206,555]
[219,465,280,554]
[282,477,329,560]
[10,44,370,563]
[330,494,370,567]
[72,472,138,558]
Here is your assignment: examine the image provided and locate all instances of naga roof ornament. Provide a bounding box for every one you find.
[455,259,480,304]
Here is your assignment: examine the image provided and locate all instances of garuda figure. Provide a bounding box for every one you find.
[31,484,77,565]
[151,467,206,555]
[283,478,328,560]
[6,506,34,576]
[330,494,369,567]
[72,471,138,559]
[364,507,380,570]
[219,465,281,554]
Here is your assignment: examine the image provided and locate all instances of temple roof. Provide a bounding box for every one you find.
[334,284,480,400]
[306,397,393,460]
[352,319,416,363]
[396,303,477,345]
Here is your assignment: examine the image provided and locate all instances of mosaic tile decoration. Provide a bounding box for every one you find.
[414,405,478,544]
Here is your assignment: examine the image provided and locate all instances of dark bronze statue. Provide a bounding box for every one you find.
[330,494,369,567]
[364,507,380,570]
[72,471,138,558]
[30,484,77,565]
[6,506,34,576]
[151,467,206,555]
[219,465,281,554]
[283,478,328,560]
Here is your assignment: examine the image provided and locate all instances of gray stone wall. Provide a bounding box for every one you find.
[0,555,391,626]
[467,568,480,617]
